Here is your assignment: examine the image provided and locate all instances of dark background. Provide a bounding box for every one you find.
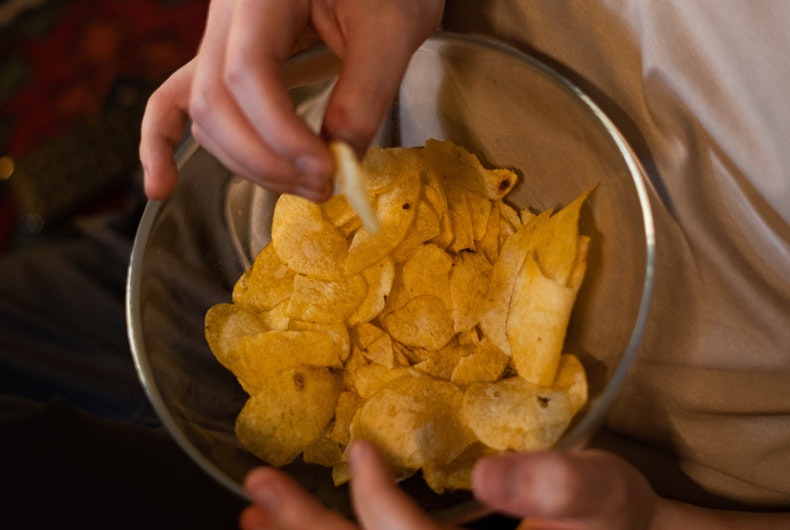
[0,0,209,254]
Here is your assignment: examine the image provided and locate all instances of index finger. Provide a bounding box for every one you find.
[224,0,332,173]
[349,440,443,530]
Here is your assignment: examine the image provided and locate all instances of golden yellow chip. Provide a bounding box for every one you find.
[399,244,453,311]
[450,339,509,386]
[288,319,351,362]
[412,342,472,381]
[235,330,341,394]
[330,140,380,234]
[423,139,518,199]
[462,377,574,451]
[347,257,395,326]
[285,273,367,324]
[345,358,414,400]
[271,193,348,280]
[530,189,591,285]
[321,194,361,237]
[232,243,295,311]
[350,375,475,473]
[553,353,589,414]
[391,200,442,261]
[328,390,360,446]
[204,303,268,372]
[236,366,341,467]
[444,185,476,253]
[449,251,492,334]
[303,434,343,467]
[380,295,455,350]
[344,165,421,275]
[506,255,578,386]
[478,209,553,355]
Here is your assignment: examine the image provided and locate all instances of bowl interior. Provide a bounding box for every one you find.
[127,32,654,522]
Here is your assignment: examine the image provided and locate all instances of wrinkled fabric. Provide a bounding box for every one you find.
[445,0,790,509]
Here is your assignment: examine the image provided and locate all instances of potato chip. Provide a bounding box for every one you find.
[380,295,455,350]
[285,273,367,324]
[462,377,574,451]
[362,333,396,368]
[232,243,295,311]
[350,375,475,473]
[478,209,553,355]
[553,353,588,414]
[423,139,518,199]
[271,193,348,280]
[328,390,360,446]
[399,244,453,311]
[330,140,380,234]
[360,145,423,194]
[413,342,472,381]
[322,194,361,237]
[507,210,591,386]
[476,203,502,263]
[506,254,579,386]
[391,200,442,262]
[303,434,344,467]
[450,339,509,386]
[449,251,492,333]
[235,330,341,394]
[347,257,395,326]
[444,185,476,253]
[236,366,341,467]
[345,361,415,399]
[350,321,387,350]
[530,189,591,286]
[288,319,351,362]
[344,165,421,275]
[204,303,268,372]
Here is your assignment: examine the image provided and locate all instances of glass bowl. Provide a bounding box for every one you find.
[126,32,654,522]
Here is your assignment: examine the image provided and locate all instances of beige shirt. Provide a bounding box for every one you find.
[445,0,790,510]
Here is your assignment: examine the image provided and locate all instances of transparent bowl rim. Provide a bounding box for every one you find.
[126,30,656,516]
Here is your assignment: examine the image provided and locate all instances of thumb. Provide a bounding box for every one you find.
[472,450,657,528]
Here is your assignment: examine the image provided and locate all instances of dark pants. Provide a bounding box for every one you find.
[0,197,247,529]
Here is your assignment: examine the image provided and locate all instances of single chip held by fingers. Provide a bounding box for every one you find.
[331,141,381,234]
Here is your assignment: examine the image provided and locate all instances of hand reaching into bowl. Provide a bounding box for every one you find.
[138,0,444,203]
[239,440,657,530]
[240,441,788,530]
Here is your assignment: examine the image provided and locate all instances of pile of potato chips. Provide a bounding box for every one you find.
[205,139,591,494]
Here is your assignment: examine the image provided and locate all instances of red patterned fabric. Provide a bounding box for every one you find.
[0,0,208,251]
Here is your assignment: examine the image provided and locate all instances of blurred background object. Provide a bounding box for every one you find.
[0,0,209,253]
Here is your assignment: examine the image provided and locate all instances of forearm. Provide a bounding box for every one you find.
[652,498,790,530]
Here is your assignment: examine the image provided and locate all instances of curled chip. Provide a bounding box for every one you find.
[331,141,380,234]
[205,139,594,495]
